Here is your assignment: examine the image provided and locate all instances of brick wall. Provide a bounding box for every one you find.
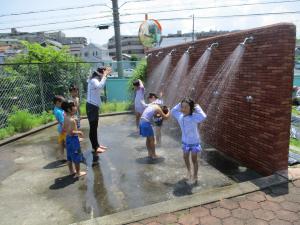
[146,23,296,175]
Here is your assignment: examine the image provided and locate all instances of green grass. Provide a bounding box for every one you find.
[0,110,55,140]
[80,100,87,116]
[0,126,15,140]
[80,101,131,115]
[292,106,300,116]
[100,101,131,113]
[290,138,300,148]
[290,138,300,154]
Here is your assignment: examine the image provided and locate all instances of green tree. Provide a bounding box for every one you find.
[127,59,147,92]
[0,41,89,122]
[130,54,139,61]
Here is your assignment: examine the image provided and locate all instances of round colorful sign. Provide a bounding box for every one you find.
[138,19,162,48]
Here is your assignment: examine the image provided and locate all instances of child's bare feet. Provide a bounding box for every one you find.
[186,171,192,181]
[151,154,159,159]
[96,147,106,153]
[192,176,198,185]
[100,145,107,149]
[74,171,87,178]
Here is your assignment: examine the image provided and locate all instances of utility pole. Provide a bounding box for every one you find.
[192,14,195,42]
[111,0,123,77]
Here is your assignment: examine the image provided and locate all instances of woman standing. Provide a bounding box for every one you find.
[86,67,112,154]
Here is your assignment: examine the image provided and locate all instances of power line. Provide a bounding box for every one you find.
[121,10,300,24]
[1,0,299,31]
[0,3,109,18]
[121,0,300,16]
[123,0,294,11]
[8,10,300,34]
[0,15,113,31]
[0,0,154,18]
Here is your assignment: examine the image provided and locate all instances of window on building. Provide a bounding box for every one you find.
[84,52,89,57]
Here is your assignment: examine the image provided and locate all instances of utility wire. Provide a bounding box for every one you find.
[121,0,300,16]
[121,10,300,24]
[0,3,108,18]
[5,10,299,34]
[1,0,298,19]
[0,15,113,31]
[1,0,299,31]
[122,0,297,12]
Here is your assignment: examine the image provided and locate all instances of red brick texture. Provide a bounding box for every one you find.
[146,23,296,175]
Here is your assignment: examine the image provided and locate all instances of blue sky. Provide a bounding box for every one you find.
[1,0,299,45]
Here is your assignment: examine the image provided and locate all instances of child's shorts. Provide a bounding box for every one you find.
[153,116,163,127]
[66,135,82,164]
[58,131,66,144]
[182,142,202,153]
[139,120,154,137]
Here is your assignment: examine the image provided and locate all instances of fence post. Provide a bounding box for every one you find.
[38,64,45,112]
[75,62,82,101]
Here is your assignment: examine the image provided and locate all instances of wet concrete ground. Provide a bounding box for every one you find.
[0,115,261,225]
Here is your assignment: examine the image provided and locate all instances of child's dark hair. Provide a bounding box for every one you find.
[148,92,158,99]
[91,67,106,78]
[53,95,65,104]
[181,98,195,115]
[161,105,169,114]
[61,100,75,113]
[133,80,140,87]
[69,84,78,92]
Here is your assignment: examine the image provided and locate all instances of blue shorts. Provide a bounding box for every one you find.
[153,116,163,127]
[139,120,154,137]
[66,135,82,164]
[182,142,202,153]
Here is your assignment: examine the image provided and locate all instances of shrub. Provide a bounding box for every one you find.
[127,59,147,92]
[8,110,37,132]
[36,111,55,124]
[0,126,15,140]
[7,110,55,133]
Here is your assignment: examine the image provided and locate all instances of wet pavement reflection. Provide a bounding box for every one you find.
[0,115,262,225]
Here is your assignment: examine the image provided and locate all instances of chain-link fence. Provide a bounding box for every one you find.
[0,61,139,128]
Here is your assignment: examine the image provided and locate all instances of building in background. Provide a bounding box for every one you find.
[108,35,145,59]
[157,30,232,48]
[61,37,87,57]
[0,38,23,63]
[80,43,111,62]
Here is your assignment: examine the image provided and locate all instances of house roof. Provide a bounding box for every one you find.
[0,46,10,53]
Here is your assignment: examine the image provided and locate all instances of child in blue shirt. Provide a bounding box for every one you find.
[53,95,66,161]
[171,98,207,184]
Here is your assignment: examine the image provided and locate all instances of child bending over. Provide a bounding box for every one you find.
[139,103,170,159]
